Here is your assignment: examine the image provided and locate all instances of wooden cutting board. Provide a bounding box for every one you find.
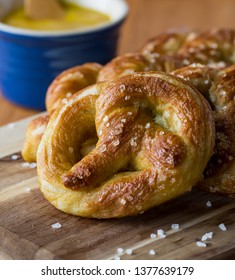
[0,114,234,260]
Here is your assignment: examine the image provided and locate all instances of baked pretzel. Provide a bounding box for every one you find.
[141,28,197,57]
[172,63,235,197]
[178,28,235,68]
[22,63,102,162]
[37,72,215,218]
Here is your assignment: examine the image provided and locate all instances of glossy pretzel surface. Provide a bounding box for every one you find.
[37,72,215,218]
[22,63,102,162]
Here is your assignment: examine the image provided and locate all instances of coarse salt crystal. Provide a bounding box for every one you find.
[24,187,31,193]
[100,144,106,153]
[126,249,133,255]
[121,119,126,123]
[206,201,212,207]
[103,115,109,122]
[120,198,126,205]
[218,223,227,231]
[196,241,207,247]
[51,222,62,229]
[66,92,72,98]
[145,123,150,129]
[113,139,120,146]
[150,233,157,239]
[119,84,126,92]
[127,195,133,201]
[21,162,30,168]
[117,247,124,254]
[149,249,156,255]
[171,224,180,230]
[130,138,137,147]
[62,98,68,104]
[125,95,130,100]
[201,232,213,241]
[228,156,233,161]
[127,112,133,115]
[29,162,37,169]
[11,155,19,160]
[106,122,110,127]
[157,229,166,238]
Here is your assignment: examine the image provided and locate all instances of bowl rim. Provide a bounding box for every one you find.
[0,0,128,37]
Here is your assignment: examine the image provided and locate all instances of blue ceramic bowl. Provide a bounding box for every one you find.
[0,0,128,110]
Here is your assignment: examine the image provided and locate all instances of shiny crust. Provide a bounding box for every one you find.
[172,64,235,196]
[21,115,50,162]
[46,63,102,113]
[37,72,215,218]
[22,63,102,162]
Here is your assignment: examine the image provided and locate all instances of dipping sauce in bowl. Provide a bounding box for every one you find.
[0,0,128,110]
[2,2,111,31]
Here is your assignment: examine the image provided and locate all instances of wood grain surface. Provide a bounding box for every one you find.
[0,115,234,260]
[1,0,235,125]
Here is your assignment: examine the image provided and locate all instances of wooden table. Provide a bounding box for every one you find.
[1,0,235,126]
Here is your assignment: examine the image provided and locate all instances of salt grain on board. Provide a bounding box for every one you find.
[196,241,207,247]
[117,248,124,254]
[51,222,62,229]
[149,249,156,255]
[126,249,133,255]
[171,224,180,230]
[206,201,212,207]
[157,229,166,238]
[201,232,213,241]
[11,155,19,160]
[218,223,227,231]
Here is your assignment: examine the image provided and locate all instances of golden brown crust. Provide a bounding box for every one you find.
[22,63,102,162]
[141,28,198,56]
[46,62,102,113]
[21,115,50,162]
[37,72,215,218]
[172,63,235,196]
[179,28,235,67]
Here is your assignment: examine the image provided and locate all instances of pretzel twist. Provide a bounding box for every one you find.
[22,63,102,162]
[172,63,235,196]
[37,72,215,218]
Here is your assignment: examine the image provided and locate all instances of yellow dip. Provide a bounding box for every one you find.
[2,2,110,31]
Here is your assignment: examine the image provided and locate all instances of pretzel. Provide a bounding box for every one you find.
[172,63,235,197]
[22,63,102,162]
[37,72,215,218]
[99,28,235,83]
[178,28,235,68]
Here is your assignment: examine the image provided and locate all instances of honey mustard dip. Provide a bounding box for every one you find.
[2,2,110,31]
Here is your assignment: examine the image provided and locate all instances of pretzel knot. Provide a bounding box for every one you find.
[37,72,214,218]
